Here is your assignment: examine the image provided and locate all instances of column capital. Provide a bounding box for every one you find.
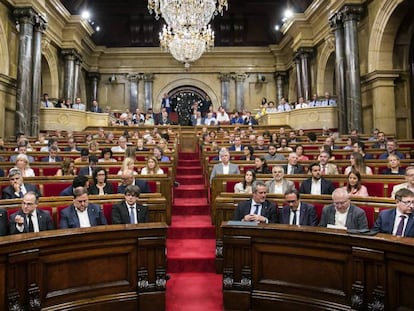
[329,12,343,30]
[218,73,232,82]
[298,47,314,58]
[61,49,82,61]
[234,73,247,82]
[88,72,100,80]
[33,13,47,33]
[127,73,144,82]
[274,71,288,79]
[143,73,154,82]
[340,5,363,22]
[13,7,37,25]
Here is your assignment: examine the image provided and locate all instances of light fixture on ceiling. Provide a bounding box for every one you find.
[159,25,214,68]
[148,0,228,31]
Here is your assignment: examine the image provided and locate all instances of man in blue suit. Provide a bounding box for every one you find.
[2,168,41,199]
[280,189,318,226]
[232,180,278,223]
[373,188,414,237]
[117,169,151,194]
[59,187,107,228]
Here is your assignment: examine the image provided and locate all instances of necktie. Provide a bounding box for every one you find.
[292,210,297,225]
[19,190,23,198]
[129,206,136,224]
[395,215,406,236]
[321,165,326,175]
[254,204,260,215]
[45,102,48,107]
[28,214,34,232]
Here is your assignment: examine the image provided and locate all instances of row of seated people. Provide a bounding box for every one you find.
[215,182,413,236]
[0,185,165,237]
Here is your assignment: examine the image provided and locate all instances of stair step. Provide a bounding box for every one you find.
[176,175,204,185]
[178,159,200,166]
[174,185,207,198]
[178,152,199,160]
[177,166,203,175]
[168,216,214,239]
[167,239,216,273]
[173,198,210,215]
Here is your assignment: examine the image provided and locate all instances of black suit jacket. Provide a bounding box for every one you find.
[91,107,103,113]
[111,202,148,224]
[117,179,151,194]
[372,209,414,237]
[9,209,54,234]
[280,202,318,226]
[283,164,305,174]
[2,184,41,200]
[59,204,107,228]
[78,166,93,176]
[0,209,8,236]
[233,199,278,223]
[40,156,63,162]
[89,183,114,195]
[299,178,335,195]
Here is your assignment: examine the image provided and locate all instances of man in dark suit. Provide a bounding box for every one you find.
[372,188,414,237]
[59,187,107,228]
[117,169,151,194]
[60,175,90,197]
[280,189,318,226]
[319,188,368,230]
[112,185,148,224]
[78,155,98,176]
[90,100,103,113]
[233,180,278,223]
[9,191,54,234]
[283,152,305,175]
[0,209,8,236]
[2,168,41,200]
[161,93,172,114]
[299,163,335,195]
[40,146,62,162]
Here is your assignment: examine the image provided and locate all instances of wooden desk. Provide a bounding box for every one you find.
[222,223,414,310]
[0,223,167,311]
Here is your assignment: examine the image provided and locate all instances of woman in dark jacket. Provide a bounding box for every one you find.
[89,167,114,195]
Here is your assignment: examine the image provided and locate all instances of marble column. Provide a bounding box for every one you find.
[88,72,100,103]
[274,71,287,102]
[143,73,154,112]
[299,48,313,101]
[128,74,140,112]
[13,7,36,135]
[234,73,247,113]
[329,12,347,134]
[62,49,76,102]
[31,16,47,136]
[294,54,303,100]
[342,5,363,133]
[219,73,231,111]
[72,57,82,104]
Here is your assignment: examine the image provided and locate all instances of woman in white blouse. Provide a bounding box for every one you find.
[234,169,256,193]
[141,156,164,175]
[14,154,35,177]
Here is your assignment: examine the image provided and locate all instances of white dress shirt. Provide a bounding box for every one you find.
[76,208,91,227]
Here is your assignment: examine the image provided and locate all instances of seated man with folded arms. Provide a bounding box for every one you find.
[280,189,318,226]
[9,191,54,234]
[232,180,278,224]
[59,187,107,229]
[372,188,414,237]
[2,168,41,200]
[112,185,149,224]
[318,188,368,230]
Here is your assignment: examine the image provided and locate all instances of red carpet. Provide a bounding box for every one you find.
[166,152,222,310]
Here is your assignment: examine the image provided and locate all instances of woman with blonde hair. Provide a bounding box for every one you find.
[141,156,164,175]
[344,152,373,175]
[14,154,35,177]
[381,154,405,175]
[55,158,76,176]
[117,157,138,175]
[158,138,172,154]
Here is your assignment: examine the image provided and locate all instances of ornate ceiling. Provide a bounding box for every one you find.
[60,0,313,47]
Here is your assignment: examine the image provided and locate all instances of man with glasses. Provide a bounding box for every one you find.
[373,188,414,237]
[112,185,148,224]
[2,168,41,200]
[59,187,107,228]
[232,181,278,224]
[280,189,318,226]
[209,148,240,184]
[9,191,54,234]
[391,166,414,198]
[318,188,368,230]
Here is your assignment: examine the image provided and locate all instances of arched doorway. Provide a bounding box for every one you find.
[169,85,209,125]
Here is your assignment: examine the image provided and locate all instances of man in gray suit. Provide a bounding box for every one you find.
[210,148,240,184]
[265,165,296,194]
[319,188,368,230]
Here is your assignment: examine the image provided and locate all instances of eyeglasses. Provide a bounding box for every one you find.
[333,201,348,206]
[286,200,297,204]
[399,200,414,206]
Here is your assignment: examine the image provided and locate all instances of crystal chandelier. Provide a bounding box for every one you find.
[148,0,228,31]
[159,25,214,68]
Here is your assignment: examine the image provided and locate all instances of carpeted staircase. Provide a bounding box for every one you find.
[166,152,222,311]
